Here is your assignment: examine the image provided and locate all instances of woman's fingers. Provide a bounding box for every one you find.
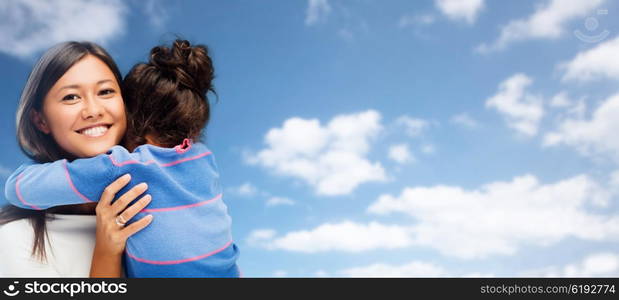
[122,214,154,239]
[118,194,152,223]
[97,174,132,217]
[111,182,148,215]
[100,174,131,206]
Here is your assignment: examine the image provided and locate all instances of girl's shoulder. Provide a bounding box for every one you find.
[133,139,212,157]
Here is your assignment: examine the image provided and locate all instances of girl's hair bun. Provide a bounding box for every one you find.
[149,39,214,95]
[122,39,216,148]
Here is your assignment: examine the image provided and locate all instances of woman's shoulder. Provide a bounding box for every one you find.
[0,214,96,277]
[0,218,39,263]
[0,218,53,276]
[0,217,34,242]
[0,214,97,234]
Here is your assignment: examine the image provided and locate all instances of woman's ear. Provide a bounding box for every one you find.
[30,110,51,134]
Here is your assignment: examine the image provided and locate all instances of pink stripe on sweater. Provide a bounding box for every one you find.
[15,173,42,210]
[63,160,94,203]
[142,193,222,213]
[108,151,212,167]
[125,240,233,265]
[108,157,156,167]
[160,151,211,167]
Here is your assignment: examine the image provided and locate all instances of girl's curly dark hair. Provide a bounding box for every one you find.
[122,39,216,148]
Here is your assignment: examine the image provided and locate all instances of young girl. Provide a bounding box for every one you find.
[4,40,240,277]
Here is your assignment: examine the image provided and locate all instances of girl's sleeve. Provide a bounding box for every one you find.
[3,147,132,210]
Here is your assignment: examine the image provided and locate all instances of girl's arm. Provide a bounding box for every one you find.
[4,146,134,210]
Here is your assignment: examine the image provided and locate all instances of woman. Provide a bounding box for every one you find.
[0,41,152,277]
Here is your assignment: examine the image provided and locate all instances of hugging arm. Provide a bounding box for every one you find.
[4,147,135,210]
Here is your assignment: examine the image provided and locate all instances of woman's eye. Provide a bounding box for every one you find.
[99,89,115,96]
[62,94,80,101]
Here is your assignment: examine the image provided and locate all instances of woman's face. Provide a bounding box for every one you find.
[36,55,127,158]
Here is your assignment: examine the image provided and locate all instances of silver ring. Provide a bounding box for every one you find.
[115,215,126,227]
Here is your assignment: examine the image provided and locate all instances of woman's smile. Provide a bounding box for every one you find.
[75,123,112,137]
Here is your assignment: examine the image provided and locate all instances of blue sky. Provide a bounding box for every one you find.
[1,0,619,277]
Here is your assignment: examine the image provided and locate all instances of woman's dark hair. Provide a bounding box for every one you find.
[0,41,122,261]
[122,39,215,148]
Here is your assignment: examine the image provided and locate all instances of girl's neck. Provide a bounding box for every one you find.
[123,134,163,152]
[145,134,163,147]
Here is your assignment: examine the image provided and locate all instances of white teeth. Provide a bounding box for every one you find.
[80,126,108,137]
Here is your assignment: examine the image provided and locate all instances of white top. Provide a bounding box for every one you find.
[0,214,96,277]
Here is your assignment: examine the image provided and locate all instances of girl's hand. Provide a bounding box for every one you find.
[90,174,153,277]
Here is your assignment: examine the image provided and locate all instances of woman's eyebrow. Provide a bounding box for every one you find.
[96,79,114,85]
[57,80,115,92]
[57,84,80,91]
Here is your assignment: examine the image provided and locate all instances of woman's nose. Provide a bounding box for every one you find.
[81,97,104,120]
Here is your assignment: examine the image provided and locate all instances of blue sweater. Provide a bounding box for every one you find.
[4,139,240,278]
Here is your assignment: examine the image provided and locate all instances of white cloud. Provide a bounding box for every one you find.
[610,170,619,187]
[558,253,619,277]
[368,174,619,259]
[560,36,619,82]
[485,73,544,137]
[340,261,445,277]
[246,110,387,196]
[549,92,587,122]
[246,229,277,247]
[142,0,168,29]
[522,252,619,277]
[272,270,288,277]
[0,165,11,179]
[611,170,619,192]
[543,93,619,163]
[338,260,496,277]
[421,144,436,155]
[313,270,329,277]
[396,116,430,138]
[339,252,619,277]
[228,182,259,197]
[549,92,572,108]
[451,113,479,129]
[246,221,414,253]
[477,0,605,53]
[305,0,331,26]
[435,0,485,24]
[337,28,354,41]
[266,196,295,207]
[388,144,414,164]
[399,14,435,28]
[0,0,127,58]
[461,272,496,277]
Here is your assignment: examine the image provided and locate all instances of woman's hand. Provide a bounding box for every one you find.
[90,174,153,277]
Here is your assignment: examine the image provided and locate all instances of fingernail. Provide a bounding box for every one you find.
[139,182,148,189]
[123,174,131,180]
[143,194,152,201]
